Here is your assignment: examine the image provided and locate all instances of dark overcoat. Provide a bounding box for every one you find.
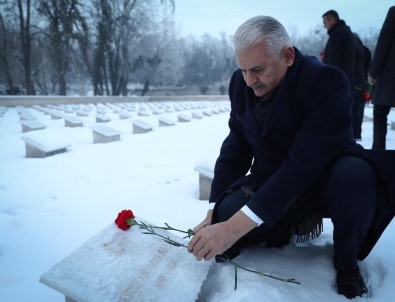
[323,20,356,89]
[209,48,395,260]
[369,6,395,106]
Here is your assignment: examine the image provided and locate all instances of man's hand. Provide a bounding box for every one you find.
[368,74,376,85]
[187,210,257,261]
[193,209,213,234]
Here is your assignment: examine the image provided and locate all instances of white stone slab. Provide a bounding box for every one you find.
[158,116,175,127]
[21,130,71,158]
[77,110,89,117]
[91,125,120,143]
[21,120,46,132]
[192,111,203,119]
[119,111,133,119]
[132,120,153,134]
[64,116,84,127]
[194,163,215,200]
[177,113,191,123]
[96,114,111,123]
[50,111,63,119]
[40,219,211,302]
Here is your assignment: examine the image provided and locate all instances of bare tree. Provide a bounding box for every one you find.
[16,0,36,95]
[37,0,86,95]
[0,12,16,94]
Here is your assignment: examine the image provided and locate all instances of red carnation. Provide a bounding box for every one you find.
[364,90,372,102]
[115,209,135,230]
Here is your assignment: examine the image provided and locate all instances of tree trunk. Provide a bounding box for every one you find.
[17,0,35,95]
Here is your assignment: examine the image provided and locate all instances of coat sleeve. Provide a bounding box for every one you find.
[369,7,395,78]
[209,71,253,203]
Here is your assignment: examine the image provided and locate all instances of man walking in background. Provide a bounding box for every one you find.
[322,10,355,93]
[368,6,395,149]
[322,10,371,141]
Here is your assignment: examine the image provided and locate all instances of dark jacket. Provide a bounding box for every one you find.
[324,20,356,90]
[369,6,395,106]
[354,35,371,97]
[210,48,395,259]
[210,48,359,225]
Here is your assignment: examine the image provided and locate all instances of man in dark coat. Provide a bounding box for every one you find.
[322,10,355,91]
[187,16,395,299]
[368,6,395,149]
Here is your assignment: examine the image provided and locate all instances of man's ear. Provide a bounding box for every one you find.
[283,46,295,66]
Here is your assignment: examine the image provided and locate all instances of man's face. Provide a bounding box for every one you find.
[323,16,335,31]
[235,42,294,97]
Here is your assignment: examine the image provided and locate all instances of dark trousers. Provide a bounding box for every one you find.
[372,104,391,149]
[352,94,365,139]
[213,156,378,271]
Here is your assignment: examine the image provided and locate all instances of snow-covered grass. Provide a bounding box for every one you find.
[0,102,394,301]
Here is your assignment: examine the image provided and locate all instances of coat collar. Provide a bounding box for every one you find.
[258,47,303,137]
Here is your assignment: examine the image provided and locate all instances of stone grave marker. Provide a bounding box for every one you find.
[40,217,211,302]
[177,113,191,123]
[158,116,175,127]
[132,120,153,134]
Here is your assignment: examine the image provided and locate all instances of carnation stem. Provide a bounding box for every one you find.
[132,219,301,287]
[134,220,190,247]
[221,257,301,285]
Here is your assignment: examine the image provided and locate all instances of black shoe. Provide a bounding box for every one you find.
[336,266,368,299]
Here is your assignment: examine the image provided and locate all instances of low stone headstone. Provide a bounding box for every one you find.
[21,130,71,158]
[119,111,133,119]
[19,113,36,121]
[133,120,153,134]
[50,111,63,120]
[203,109,212,117]
[152,108,164,115]
[77,110,89,117]
[21,120,46,133]
[91,125,121,143]
[40,218,211,302]
[194,164,214,200]
[177,113,191,123]
[192,111,203,119]
[138,107,150,116]
[158,116,175,127]
[65,116,84,128]
[96,114,111,123]
[211,108,220,114]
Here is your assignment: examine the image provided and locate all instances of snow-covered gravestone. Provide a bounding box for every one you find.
[21,130,71,158]
[40,217,211,302]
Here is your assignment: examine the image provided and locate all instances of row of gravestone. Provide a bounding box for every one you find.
[35,100,228,116]
[17,102,229,133]
[14,101,230,158]
[17,101,229,126]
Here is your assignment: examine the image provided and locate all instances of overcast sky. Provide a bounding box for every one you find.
[174,0,394,37]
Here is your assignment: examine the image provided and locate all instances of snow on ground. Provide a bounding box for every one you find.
[0,102,394,302]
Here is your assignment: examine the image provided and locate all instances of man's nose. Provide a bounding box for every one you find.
[245,71,257,86]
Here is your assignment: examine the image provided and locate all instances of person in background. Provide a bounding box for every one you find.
[352,33,371,140]
[187,15,395,299]
[368,6,395,149]
[322,10,355,93]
